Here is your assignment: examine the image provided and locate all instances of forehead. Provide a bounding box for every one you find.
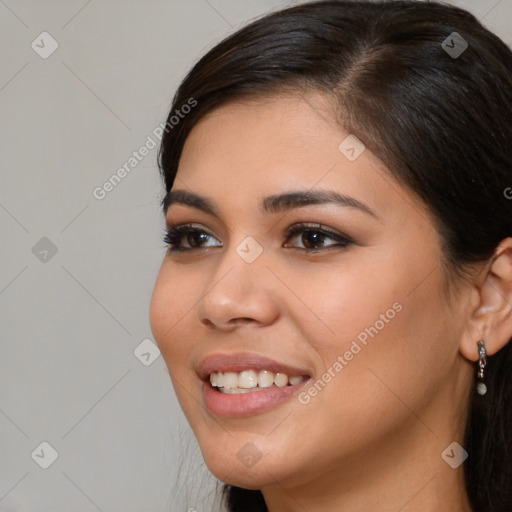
[174,92,425,224]
[180,92,339,168]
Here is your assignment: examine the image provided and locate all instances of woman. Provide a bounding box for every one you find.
[149,1,512,510]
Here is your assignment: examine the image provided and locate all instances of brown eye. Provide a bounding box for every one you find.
[300,230,327,249]
[163,224,221,252]
[284,223,353,251]
[187,231,209,248]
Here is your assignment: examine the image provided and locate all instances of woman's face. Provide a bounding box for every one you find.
[150,92,473,492]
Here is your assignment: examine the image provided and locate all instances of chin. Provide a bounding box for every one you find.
[197,435,310,491]
[199,445,257,486]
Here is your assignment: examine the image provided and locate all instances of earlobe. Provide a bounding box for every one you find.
[459,238,512,361]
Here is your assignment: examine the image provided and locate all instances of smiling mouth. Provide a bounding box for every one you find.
[209,369,309,394]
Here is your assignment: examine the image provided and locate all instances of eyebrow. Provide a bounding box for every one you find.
[162,189,378,219]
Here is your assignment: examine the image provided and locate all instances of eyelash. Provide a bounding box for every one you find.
[163,223,354,253]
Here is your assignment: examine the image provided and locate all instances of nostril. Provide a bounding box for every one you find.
[232,318,255,326]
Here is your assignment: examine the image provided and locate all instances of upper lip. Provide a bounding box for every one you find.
[197,352,312,381]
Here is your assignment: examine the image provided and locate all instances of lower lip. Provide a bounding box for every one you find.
[202,379,310,417]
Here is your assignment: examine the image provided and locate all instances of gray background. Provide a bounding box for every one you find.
[0,1,510,511]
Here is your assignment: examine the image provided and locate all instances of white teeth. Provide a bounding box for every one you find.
[238,370,258,388]
[218,387,260,394]
[257,370,274,388]
[209,369,306,392]
[274,372,288,387]
[222,372,239,389]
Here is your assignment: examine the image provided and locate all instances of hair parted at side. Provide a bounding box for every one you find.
[157,1,512,511]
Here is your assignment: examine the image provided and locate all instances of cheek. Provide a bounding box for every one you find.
[305,263,454,437]
[150,266,207,426]
[149,264,199,368]
[291,250,453,424]
[279,252,403,362]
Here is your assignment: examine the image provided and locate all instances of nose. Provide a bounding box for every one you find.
[196,246,280,331]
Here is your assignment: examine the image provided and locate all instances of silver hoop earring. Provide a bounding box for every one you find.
[476,340,487,396]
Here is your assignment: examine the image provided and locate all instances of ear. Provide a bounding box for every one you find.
[459,237,512,362]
